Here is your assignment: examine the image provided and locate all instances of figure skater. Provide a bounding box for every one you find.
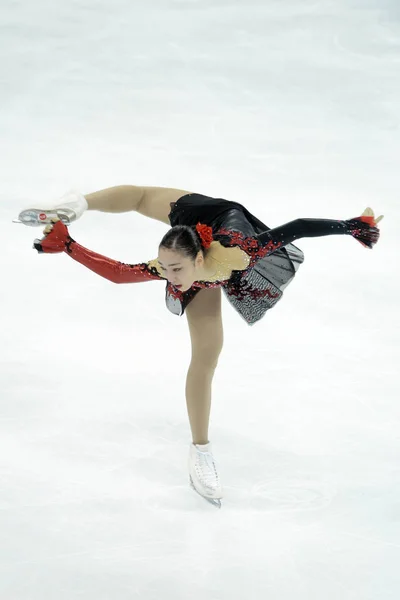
[15,185,382,507]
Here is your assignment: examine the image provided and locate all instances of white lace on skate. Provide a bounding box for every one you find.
[189,443,222,505]
[194,449,220,491]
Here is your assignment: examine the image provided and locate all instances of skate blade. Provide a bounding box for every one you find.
[13,209,73,227]
[189,476,222,509]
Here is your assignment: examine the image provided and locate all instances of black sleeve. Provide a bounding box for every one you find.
[257,218,348,247]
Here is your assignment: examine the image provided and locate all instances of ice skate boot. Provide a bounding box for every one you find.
[188,442,223,508]
[13,190,88,226]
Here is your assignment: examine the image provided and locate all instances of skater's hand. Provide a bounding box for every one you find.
[361,207,384,225]
[33,218,74,254]
[346,207,383,249]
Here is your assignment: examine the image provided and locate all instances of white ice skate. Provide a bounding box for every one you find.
[13,190,88,227]
[188,442,223,508]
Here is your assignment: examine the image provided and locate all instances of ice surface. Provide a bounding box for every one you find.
[0,0,399,599]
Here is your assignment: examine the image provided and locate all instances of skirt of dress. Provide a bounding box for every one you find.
[168,193,305,325]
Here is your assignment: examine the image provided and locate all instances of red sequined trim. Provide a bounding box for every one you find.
[167,283,184,300]
[166,228,283,304]
[215,228,282,265]
[228,278,280,301]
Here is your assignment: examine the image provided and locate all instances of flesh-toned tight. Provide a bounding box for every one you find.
[185,287,224,445]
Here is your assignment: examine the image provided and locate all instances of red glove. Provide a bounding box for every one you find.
[33,220,73,254]
[32,219,164,285]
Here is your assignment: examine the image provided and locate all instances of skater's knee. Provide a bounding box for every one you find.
[191,342,223,371]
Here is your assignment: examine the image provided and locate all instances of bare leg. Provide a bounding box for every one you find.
[185,288,223,445]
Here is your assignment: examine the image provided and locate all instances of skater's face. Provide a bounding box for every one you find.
[158,247,205,292]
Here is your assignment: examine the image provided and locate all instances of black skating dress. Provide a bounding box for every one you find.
[165,193,304,325]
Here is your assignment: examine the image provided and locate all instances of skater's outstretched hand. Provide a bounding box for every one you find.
[361,207,384,224]
[33,218,74,254]
[346,207,384,249]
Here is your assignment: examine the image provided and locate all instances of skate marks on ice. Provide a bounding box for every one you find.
[143,441,335,512]
[332,17,400,63]
[223,444,336,512]
[187,473,332,513]
[144,482,222,513]
[144,474,334,513]
[225,476,335,512]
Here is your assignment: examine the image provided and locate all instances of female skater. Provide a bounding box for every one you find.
[16,185,382,507]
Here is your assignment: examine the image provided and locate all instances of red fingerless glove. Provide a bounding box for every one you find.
[33,220,73,254]
[33,221,164,284]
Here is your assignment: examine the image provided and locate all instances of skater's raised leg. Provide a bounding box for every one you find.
[85,185,145,213]
[15,185,191,227]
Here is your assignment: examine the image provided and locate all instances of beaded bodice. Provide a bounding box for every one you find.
[165,194,304,324]
[164,227,287,323]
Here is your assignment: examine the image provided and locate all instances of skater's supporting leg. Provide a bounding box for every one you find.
[185,288,223,445]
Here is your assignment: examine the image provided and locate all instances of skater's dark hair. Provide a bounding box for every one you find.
[159,225,210,261]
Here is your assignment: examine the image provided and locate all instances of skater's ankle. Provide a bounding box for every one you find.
[192,439,209,447]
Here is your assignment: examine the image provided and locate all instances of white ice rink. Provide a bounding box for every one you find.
[1,0,399,598]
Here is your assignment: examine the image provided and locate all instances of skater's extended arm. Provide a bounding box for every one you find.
[33,220,165,284]
[65,241,165,284]
[255,210,381,254]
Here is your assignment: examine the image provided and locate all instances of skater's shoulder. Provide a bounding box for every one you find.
[207,241,251,273]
